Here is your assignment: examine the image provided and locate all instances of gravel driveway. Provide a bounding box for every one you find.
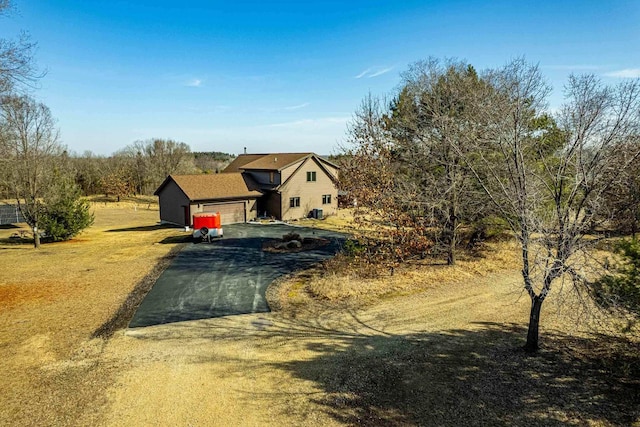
[129,223,345,327]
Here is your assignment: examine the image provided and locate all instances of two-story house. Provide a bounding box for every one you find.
[154,152,339,226]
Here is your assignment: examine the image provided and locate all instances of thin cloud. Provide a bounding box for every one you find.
[260,103,310,113]
[604,68,640,78]
[283,102,310,111]
[355,67,373,79]
[355,66,394,79]
[185,78,203,87]
[368,67,394,78]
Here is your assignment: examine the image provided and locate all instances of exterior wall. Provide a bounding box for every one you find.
[279,157,338,221]
[280,160,304,185]
[321,161,340,181]
[244,170,281,186]
[158,180,191,226]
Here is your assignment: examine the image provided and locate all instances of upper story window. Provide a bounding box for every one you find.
[289,197,300,208]
[322,194,332,204]
[307,171,317,182]
[269,171,274,183]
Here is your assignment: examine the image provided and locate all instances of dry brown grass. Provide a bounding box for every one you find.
[297,208,362,234]
[0,200,187,426]
[271,240,522,310]
[1,204,638,426]
[101,265,639,427]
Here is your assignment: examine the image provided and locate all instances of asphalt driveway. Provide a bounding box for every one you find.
[129,223,345,328]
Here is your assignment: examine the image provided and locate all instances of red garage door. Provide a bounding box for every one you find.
[203,202,245,224]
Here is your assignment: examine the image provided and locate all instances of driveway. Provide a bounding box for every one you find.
[129,223,345,327]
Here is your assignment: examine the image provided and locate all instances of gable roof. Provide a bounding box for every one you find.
[154,173,262,201]
[223,154,267,173]
[279,155,340,189]
[242,153,313,171]
[222,153,313,172]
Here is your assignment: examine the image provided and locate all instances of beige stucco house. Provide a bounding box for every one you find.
[154,152,339,226]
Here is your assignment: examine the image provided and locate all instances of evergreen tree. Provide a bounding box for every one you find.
[41,174,94,242]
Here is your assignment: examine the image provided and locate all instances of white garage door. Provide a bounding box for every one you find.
[203,202,246,224]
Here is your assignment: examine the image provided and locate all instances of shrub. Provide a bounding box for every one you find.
[41,176,94,242]
[592,239,640,317]
[343,239,366,256]
[282,232,301,242]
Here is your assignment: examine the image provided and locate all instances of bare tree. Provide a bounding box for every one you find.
[598,140,640,237]
[340,94,432,272]
[99,167,132,201]
[143,138,192,183]
[118,138,193,194]
[0,1,43,96]
[467,60,640,351]
[0,95,61,248]
[69,150,106,196]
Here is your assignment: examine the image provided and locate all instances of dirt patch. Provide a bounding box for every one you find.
[0,281,72,309]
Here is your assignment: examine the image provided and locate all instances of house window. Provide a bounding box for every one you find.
[322,194,331,204]
[269,171,274,183]
[289,197,300,208]
[306,171,316,182]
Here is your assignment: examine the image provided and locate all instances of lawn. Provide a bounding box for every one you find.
[1,202,638,426]
[0,200,186,426]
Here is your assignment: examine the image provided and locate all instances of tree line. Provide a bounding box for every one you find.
[65,144,235,200]
[341,58,640,351]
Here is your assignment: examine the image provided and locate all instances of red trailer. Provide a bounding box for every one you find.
[192,212,223,241]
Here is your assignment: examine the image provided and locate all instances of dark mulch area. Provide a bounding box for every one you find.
[262,237,330,253]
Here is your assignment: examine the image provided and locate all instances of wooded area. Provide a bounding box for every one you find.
[341,58,640,351]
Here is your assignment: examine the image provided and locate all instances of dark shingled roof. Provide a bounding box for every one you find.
[155,173,262,201]
[223,154,267,173]
[223,153,313,172]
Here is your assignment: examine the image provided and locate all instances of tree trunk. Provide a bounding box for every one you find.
[33,225,40,249]
[524,295,543,353]
[447,167,457,266]
[447,212,456,265]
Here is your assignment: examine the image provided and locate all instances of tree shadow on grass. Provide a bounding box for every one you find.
[265,320,639,426]
[132,311,639,426]
[107,224,178,232]
[158,235,193,244]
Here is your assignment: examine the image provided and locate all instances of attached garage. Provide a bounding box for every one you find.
[154,173,261,226]
[203,201,246,224]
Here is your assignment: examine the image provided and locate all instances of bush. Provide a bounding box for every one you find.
[41,176,94,242]
[343,239,366,256]
[282,232,301,242]
[592,239,640,317]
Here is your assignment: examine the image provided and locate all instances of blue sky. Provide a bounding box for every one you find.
[2,0,639,156]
